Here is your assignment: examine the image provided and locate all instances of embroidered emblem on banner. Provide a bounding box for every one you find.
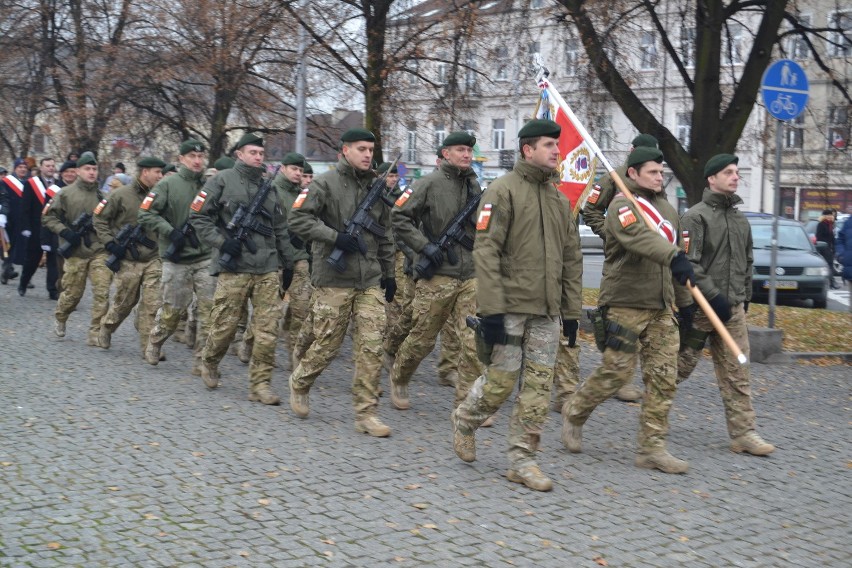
[140,192,156,211]
[394,187,413,208]
[476,203,493,231]
[618,206,636,228]
[189,190,207,212]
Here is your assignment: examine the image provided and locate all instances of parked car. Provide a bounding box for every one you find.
[746,213,830,308]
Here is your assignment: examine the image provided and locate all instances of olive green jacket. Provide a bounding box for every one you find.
[289,156,394,289]
[391,161,479,281]
[42,179,105,258]
[582,164,626,240]
[599,179,692,310]
[680,189,753,305]
[474,159,583,319]
[92,178,159,263]
[273,173,310,263]
[138,165,211,264]
[189,161,295,275]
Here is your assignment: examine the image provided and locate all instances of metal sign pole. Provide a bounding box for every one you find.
[768,120,782,328]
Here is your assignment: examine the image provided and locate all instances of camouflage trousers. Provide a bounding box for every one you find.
[553,340,581,408]
[148,258,216,369]
[55,252,112,343]
[101,258,163,352]
[280,260,312,352]
[383,251,416,355]
[438,315,462,386]
[677,303,755,438]
[203,272,281,390]
[290,286,385,418]
[392,276,482,404]
[565,307,678,453]
[291,290,316,364]
[455,314,560,468]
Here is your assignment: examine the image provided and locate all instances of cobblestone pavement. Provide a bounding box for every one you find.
[1,283,849,567]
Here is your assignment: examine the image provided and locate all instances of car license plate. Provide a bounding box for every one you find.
[763,280,798,290]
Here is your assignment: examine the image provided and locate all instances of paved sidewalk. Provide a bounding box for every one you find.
[1,284,849,567]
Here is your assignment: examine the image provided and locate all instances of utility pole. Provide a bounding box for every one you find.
[295,0,308,154]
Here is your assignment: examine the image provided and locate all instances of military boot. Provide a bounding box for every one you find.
[438,370,457,387]
[635,450,689,474]
[289,376,310,418]
[97,326,112,349]
[249,383,280,405]
[54,319,66,338]
[200,362,220,389]
[451,408,476,463]
[730,431,775,456]
[615,382,643,402]
[506,464,553,492]
[87,333,100,347]
[551,392,573,413]
[481,413,496,428]
[354,415,391,437]
[389,374,410,410]
[561,416,583,453]
[237,340,252,364]
[144,339,165,366]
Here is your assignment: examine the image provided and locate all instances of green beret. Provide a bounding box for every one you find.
[377,162,398,174]
[76,154,97,167]
[213,156,235,170]
[631,134,658,148]
[626,146,664,169]
[281,152,306,167]
[137,156,167,169]
[234,132,264,150]
[704,153,738,178]
[340,128,375,143]
[302,162,313,174]
[162,164,177,174]
[442,131,476,147]
[518,119,561,140]
[179,139,206,155]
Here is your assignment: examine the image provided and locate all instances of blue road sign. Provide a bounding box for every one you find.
[761,59,808,121]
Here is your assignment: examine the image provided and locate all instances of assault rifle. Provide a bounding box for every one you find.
[413,183,481,280]
[163,221,200,262]
[327,155,400,273]
[219,165,280,272]
[57,212,95,258]
[105,224,157,273]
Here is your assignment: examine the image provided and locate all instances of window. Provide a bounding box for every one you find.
[723,23,745,65]
[640,31,658,69]
[784,114,804,149]
[594,115,612,150]
[434,123,446,148]
[828,11,851,57]
[676,113,691,147]
[680,27,695,68]
[436,62,447,85]
[565,38,579,76]
[786,14,811,59]
[495,47,508,81]
[462,120,476,137]
[406,125,417,163]
[827,105,849,150]
[492,119,505,150]
[464,51,477,92]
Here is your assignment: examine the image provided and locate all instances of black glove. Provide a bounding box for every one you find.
[381,277,397,302]
[105,241,126,259]
[479,313,507,345]
[290,233,304,249]
[335,232,360,252]
[421,242,444,267]
[60,229,81,247]
[677,303,697,330]
[670,251,696,286]
[708,294,732,323]
[281,267,294,291]
[743,301,749,313]
[168,228,185,248]
[220,237,242,258]
[563,319,578,347]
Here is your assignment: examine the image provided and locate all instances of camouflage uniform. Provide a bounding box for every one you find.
[42,177,112,344]
[384,250,414,352]
[93,178,162,353]
[437,319,462,387]
[552,341,581,411]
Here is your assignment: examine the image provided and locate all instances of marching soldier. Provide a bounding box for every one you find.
[288,128,395,437]
[138,139,215,374]
[389,131,483,410]
[42,154,112,344]
[561,147,695,474]
[93,157,166,355]
[451,120,583,491]
[300,162,313,188]
[190,133,295,403]
[677,153,775,456]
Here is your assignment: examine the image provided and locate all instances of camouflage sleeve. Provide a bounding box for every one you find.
[92,193,119,243]
[189,175,227,250]
[137,180,175,239]
[472,184,510,316]
[391,178,429,253]
[561,209,583,320]
[289,179,338,245]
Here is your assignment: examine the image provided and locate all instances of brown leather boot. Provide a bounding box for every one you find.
[249,384,280,405]
[635,450,689,474]
[354,415,391,437]
[730,431,775,456]
[506,464,553,492]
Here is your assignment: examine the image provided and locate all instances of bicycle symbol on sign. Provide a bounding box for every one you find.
[770,94,798,116]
